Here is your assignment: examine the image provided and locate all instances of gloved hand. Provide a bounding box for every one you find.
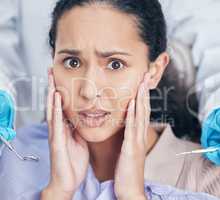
[0,90,16,143]
[201,108,220,166]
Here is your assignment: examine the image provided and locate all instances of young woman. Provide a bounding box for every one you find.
[0,0,219,200]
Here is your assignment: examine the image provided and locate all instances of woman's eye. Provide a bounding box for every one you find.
[107,60,125,70]
[63,57,80,69]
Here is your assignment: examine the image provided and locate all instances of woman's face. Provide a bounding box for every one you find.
[53,4,165,142]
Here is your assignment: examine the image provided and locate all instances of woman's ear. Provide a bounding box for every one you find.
[148,52,170,89]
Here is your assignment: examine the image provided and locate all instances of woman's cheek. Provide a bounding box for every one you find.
[117,85,137,112]
[60,88,72,111]
[53,67,72,110]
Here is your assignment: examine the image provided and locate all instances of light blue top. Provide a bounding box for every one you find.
[0,123,218,200]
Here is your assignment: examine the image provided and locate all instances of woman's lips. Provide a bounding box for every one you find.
[78,112,110,128]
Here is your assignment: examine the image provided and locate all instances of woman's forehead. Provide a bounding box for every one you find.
[55,8,149,58]
[56,5,145,50]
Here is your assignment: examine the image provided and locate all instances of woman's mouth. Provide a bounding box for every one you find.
[78,113,109,127]
[78,110,111,128]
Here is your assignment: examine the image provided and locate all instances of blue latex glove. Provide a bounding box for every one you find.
[201,108,220,166]
[0,90,16,143]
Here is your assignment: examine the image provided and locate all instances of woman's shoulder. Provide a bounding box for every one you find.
[168,130,220,197]
[158,124,201,154]
[175,136,201,152]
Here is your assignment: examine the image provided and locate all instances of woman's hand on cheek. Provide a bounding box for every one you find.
[114,73,151,200]
[41,69,89,200]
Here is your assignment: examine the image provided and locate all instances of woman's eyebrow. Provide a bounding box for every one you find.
[57,48,132,57]
[96,50,132,57]
[58,48,80,55]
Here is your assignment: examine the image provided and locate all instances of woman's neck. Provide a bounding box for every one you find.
[88,128,124,182]
[88,125,159,182]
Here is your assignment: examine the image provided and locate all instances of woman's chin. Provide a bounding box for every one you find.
[76,127,113,143]
[68,114,125,142]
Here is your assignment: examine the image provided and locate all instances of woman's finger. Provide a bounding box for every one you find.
[136,81,145,143]
[75,133,88,150]
[51,92,74,169]
[124,99,135,143]
[143,73,151,144]
[135,73,151,145]
[47,68,55,142]
[52,92,66,148]
[63,116,77,146]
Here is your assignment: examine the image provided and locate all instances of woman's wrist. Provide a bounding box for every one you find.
[41,185,75,200]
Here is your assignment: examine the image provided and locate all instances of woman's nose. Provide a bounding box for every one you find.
[79,67,100,101]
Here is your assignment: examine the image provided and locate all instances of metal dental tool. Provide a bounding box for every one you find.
[176,147,220,156]
[0,90,40,162]
[0,134,39,162]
